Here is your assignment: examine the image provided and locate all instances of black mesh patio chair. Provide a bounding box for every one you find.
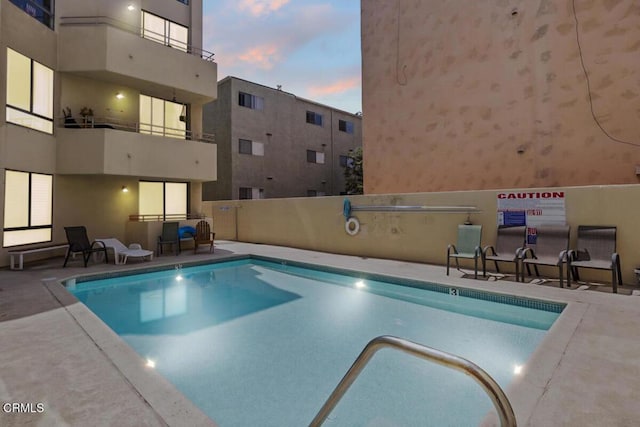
[157,221,180,255]
[568,226,622,293]
[63,226,109,267]
[482,225,527,279]
[519,225,570,287]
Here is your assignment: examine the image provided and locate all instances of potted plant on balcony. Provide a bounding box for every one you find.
[79,107,93,117]
[79,107,94,127]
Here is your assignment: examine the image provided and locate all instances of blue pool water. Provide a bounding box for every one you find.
[70,258,563,426]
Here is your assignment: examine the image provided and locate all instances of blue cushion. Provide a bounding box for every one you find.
[178,226,196,238]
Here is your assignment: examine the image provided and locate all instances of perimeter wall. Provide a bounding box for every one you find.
[203,184,640,285]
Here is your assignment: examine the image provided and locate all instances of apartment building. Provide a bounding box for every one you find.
[361,0,640,194]
[202,77,361,200]
[0,0,217,265]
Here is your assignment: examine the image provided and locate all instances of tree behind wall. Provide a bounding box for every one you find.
[345,147,363,195]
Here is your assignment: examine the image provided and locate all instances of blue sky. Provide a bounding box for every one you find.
[202,0,362,114]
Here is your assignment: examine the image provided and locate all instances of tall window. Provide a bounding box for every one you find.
[141,10,188,52]
[238,139,264,156]
[139,181,188,220]
[3,170,53,247]
[9,0,54,29]
[306,150,325,164]
[139,95,186,139]
[339,119,354,134]
[340,155,353,168]
[306,111,323,126]
[238,92,264,110]
[6,48,54,134]
[239,187,264,200]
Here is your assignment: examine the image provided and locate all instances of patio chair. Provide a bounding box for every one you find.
[95,238,153,264]
[62,107,81,128]
[519,225,570,287]
[63,226,109,267]
[157,221,180,256]
[568,226,622,293]
[193,220,215,254]
[482,225,527,279]
[447,224,482,279]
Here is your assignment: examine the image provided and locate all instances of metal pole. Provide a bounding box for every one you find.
[351,205,481,213]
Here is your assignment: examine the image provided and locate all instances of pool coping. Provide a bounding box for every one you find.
[54,249,589,426]
[44,277,218,427]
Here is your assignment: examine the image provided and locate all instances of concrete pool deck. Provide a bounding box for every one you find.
[1,241,639,426]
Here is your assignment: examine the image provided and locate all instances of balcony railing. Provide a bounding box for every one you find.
[59,116,215,143]
[129,213,205,222]
[59,15,215,62]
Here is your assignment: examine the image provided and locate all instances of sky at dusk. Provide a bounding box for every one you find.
[202,0,362,114]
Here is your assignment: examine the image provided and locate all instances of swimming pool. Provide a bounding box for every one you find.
[69,257,564,426]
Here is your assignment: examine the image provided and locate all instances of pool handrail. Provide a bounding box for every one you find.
[309,335,517,427]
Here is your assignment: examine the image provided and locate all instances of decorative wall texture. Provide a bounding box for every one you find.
[361,0,640,193]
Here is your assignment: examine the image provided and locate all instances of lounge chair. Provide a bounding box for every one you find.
[568,226,622,293]
[95,238,153,264]
[193,220,215,254]
[519,225,570,287]
[157,221,180,255]
[482,225,527,278]
[63,226,109,267]
[447,224,482,279]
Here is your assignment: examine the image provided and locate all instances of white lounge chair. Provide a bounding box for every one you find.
[95,238,154,264]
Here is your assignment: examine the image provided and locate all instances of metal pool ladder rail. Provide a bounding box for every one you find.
[309,335,517,427]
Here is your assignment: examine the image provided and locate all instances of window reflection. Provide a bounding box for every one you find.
[140,282,187,322]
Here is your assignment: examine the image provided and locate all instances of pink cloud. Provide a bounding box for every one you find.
[308,76,361,97]
[238,45,280,69]
[238,0,290,17]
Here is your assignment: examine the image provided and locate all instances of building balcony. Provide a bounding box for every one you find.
[56,118,217,181]
[58,16,217,104]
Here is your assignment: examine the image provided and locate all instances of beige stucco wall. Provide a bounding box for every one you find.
[0,0,215,265]
[57,25,217,104]
[361,0,640,194]
[1,0,57,68]
[56,0,193,33]
[3,126,57,173]
[56,128,217,181]
[51,177,204,249]
[203,184,640,285]
[60,75,139,125]
[0,176,205,266]
[0,1,59,256]
[52,176,139,244]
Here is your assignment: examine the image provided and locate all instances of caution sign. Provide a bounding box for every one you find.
[497,191,566,244]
